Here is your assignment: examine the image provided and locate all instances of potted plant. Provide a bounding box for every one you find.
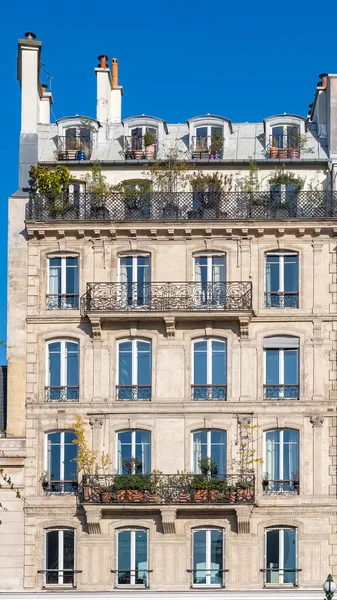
[262,472,269,493]
[170,471,192,503]
[210,130,224,159]
[287,133,314,159]
[270,137,279,159]
[29,165,72,218]
[115,179,151,219]
[115,457,150,502]
[145,470,163,503]
[133,136,143,160]
[292,471,299,493]
[85,162,113,218]
[40,471,50,491]
[144,131,156,160]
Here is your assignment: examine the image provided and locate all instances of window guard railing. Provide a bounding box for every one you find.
[124,136,158,160]
[262,479,299,495]
[111,569,152,587]
[56,136,92,160]
[191,384,227,401]
[261,568,301,586]
[265,291,299,308]
[42,480,78,495]
[38,569,82,587]
[191,136,224,159]
[26,191,337,222]
[81,282,252,315]
[263,384,299,400]
[45,386,79,402]
[187,568,229,587]
[46,294,79,310]
[269,135,301,159]
[79,473,255,505]
[116,385,151,401]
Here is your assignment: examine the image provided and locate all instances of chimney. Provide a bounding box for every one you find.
[319,73,327,88]
[110,57,123,123]
[17,32,41,132]
[95,54,111,122]
[39,83,53,124]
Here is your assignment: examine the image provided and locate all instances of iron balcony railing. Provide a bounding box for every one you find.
[25,191,337,222]
[46,294,79,310]
[81,282,252,315]
[56,135,93,161]
[111,569,152,587]
[191,384,227,400]
[261,568,301,586]
[265,291,299,308]
[38,569,81,586]
[41,480,78,495]
[79,473,255,505]
[191,136,224,159]
[269,134,301,159]
[124,136,158,160]
[263,384,299,400]
[45,386,79,402]
[262,479,299,495]
[116,385,151,401]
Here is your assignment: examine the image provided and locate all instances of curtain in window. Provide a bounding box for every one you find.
[49,259,61,308]
[265,430,280,481]
[283,529,296,584]
[193,431,204,473]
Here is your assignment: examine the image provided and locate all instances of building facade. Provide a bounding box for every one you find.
[4,31,337,595]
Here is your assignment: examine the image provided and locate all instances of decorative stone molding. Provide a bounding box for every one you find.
[164,317,175,338]
[237,414,253,427]
[239,317,250,339]
[89,417,104,429]
[310,415,325,428]
[84,506,102,534]
[89,317,101,340]
[235,507,252,534]
[160,508,177,534]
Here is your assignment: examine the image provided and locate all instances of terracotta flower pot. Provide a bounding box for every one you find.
[279,150,287,158]
[145,145,155,159]
[270,147,278,158]
[117,489,144,502]
[134,150,143,160]
[288,148,300,159]
[194,489,209,503]
[178,492,191,503]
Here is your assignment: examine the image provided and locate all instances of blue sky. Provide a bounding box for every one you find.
[2,0,337,363]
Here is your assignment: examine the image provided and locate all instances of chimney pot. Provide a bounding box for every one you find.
[97,54,109,69]
[319,73,327,87]
[24,32,36,40]
[41,83,48,90]
[111,57,118,86]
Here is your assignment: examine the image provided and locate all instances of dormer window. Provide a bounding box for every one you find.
[56,116,98,161]
[192,126,224,160]
[125,126,158,160]
[270,125,300,159]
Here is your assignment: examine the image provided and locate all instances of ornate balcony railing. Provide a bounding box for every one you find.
[55,135,93,161]
[45,386,79,402]
[25,191,337,222]
[81,282,252,315]
[46,294,79,310]
[79,473,255,505]
[265,291,299,308]
[262,479,299,495]
[191,384,227,400]
[116,385,151,401]
[263,384,299,400]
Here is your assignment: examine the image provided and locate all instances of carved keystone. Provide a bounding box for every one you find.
[235,506,252,534]
[160,507,177,534]
[84,506,102,534]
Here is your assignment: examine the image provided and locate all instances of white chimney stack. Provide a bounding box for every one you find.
[39,84,53,124]
[17,32,41,132]
[95,55,111,122]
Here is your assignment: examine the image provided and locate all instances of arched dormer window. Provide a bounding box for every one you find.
[187,116,232,160]
[263,115,306,159]
[56,116,99,161]
[123,116,168,160]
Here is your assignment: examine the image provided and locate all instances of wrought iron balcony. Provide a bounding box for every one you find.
[262,479,299,495]
[124,136,158,160]
[116,385,151,401]
[263,384,299,400]
[191,135,224,159]
[55,135,92,161]
[25,191,337,222]
[46,294,79,310]
[45,386,79,402]
[81,282,252,315]
[265,291,299,308]
[191,384,227,400]
[79,473,255,505]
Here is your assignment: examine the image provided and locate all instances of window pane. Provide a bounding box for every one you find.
[284,256,298,292]
[284,529,296,584]
[119,345,132,386]
[196,127,208,139]
[49,343,61,386]
[195,257,208,283]
[66,343,79,387]
[284,350,298,384]
[118,531,131,584]
[193,530,206,584]
[194,343,207,385]
[210,431,226,475]
[135,531,148,584]
[272,126,284,148]
[265,430,280,481]
[266,529,279,584]
[283,430,299,480]
[211,342,226,385]
[266,256,280,292]
[212,257,226,283]
[65,258,79,295]
[47,433,61,481]
[46,530,59,584]
[64,433,78,481]
[118,431,132,473]
[193,431,207,472]
[135,431,151,473]
[210,530,223,584]
[63,531,74,584]
[265,349,279,384]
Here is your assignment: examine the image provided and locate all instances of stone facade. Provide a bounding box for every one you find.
[3,32,337,595]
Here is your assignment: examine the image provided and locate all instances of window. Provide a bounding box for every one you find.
[116,529,149,586]
[117,339,151,400]
[192,528,224,587]
[45,432,77,493]
[194,255,226,307]
[117,430,151,474]
[45,528,75,586]
[270,125,300,158]
[47,256,79,310]
[193,126,224,159]
[192,339,227,400]
[192,430,226,474]
[264,429,299,494]
[265,252,299,308]
[265,527,297,585]
[62,127,92,160]
[264,337,299,400]
[46,340,79,401]
[119,255,151,307]
[125,126,158,159]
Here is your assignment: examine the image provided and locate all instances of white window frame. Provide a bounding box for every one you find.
[116,430,151,474]
[47,255,79,309]
[44,528,76,587]
[193,254,226,282]
[44,431,76,488]
[192,338,227,386]
[116,528,149,587]
[191,429,226,474]
[192,528,224,588]
[264,527,297,585]
[117,338,151,387]
[263,337,299,399]
[46,339,79,397]
[265,252,298,296]
[263,429,299,483]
